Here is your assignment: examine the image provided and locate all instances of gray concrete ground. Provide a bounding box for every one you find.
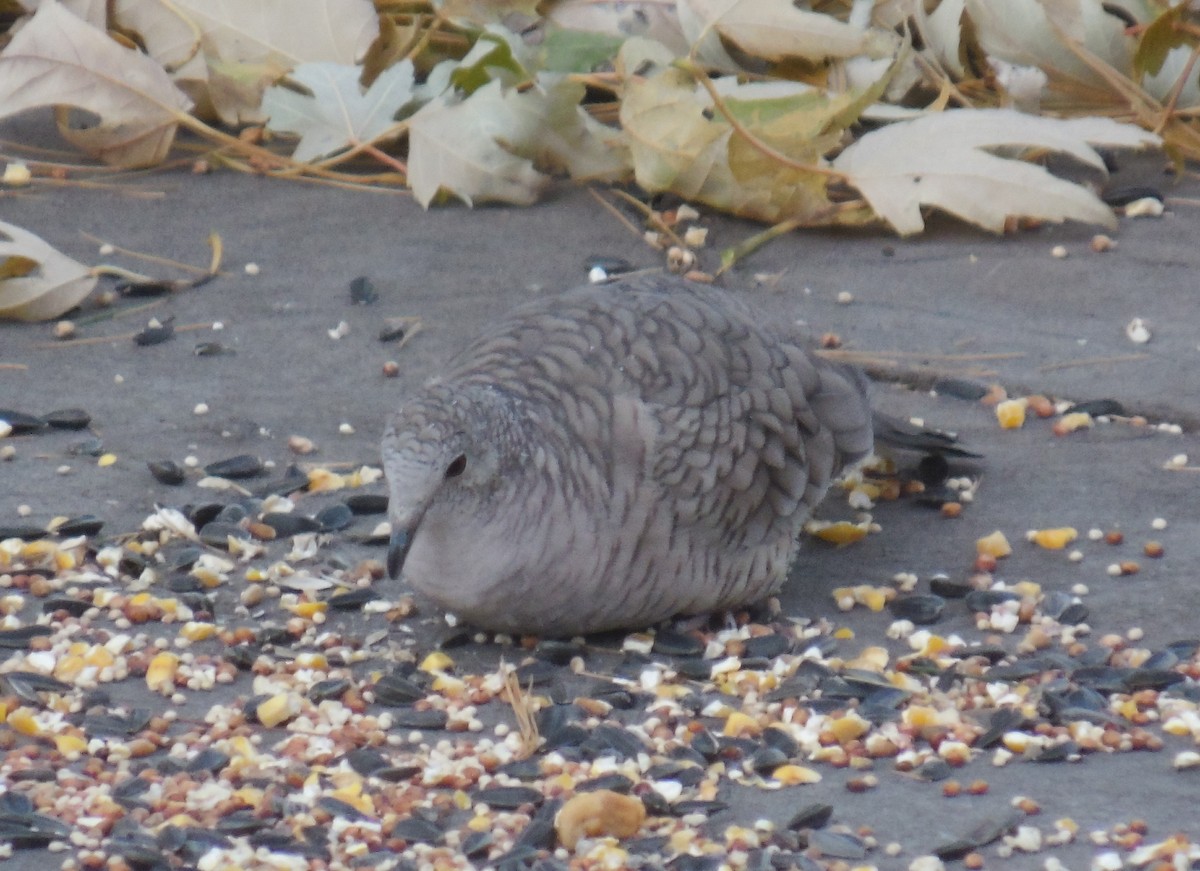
[2,113,1200,870]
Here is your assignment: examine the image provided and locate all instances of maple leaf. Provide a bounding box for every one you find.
[114,0,379,125]
[0,1,192,167]
[263,61,417,162]
[833,108,1160,235]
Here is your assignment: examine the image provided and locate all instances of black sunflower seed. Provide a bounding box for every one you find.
[349,276,378,305]
[1067,398,1125,417]
[344,493,389,515]
[133,321,175,346]
[148,460,186,485]
[474,785,543,810]
[204,454,264,479]
[43,408,91,430]
[55,515,103,537]
[0,409,46,433]
[889,594,945,625]
[387,708,447,730]
[390,817,442,844]
[0,526,47,541]
[0,627,54,649]
[315,503,353,532]
[327,588,377,610]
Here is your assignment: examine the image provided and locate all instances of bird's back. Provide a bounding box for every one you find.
[411,275,874,633]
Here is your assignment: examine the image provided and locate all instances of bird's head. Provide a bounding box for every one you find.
[380,384,508,580]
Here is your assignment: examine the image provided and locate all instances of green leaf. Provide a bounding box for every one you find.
[263,61,417,162]
[449,26,533,94]
[541,28,625,73]
[621,68,834,222]
[1134,2,1195,79]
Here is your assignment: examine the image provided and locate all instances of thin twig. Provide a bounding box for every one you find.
[0,363,29,371]
[35,321,217,349]
[500,663,540,760]
[73,298,166,328]
[608,188,689,250]
[588,187,653,246]
[1038,353,1150,372]
[677,58,845,180]
[79,232,214,276]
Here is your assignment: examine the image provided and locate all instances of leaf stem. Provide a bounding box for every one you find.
[676,58,846,181]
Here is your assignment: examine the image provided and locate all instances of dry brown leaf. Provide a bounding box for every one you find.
[833,108,1160,235]
[0,2,193,167]
[114,0,379,125]
[0,221,97,322]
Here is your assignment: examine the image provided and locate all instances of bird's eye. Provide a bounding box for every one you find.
[445,454,467,478]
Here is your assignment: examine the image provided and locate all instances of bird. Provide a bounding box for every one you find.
[382,273,875,637]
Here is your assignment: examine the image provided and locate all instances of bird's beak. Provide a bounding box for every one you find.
[387,527,412,579]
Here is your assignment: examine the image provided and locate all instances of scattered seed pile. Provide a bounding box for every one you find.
[1,391,1199,871]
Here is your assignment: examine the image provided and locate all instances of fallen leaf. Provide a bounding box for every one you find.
[965,0,1133,92]
[540,27,627,73]
[621,55,896,223]
[547,0,689,56]
[833,108,1161,235]
[1134,3,1200,107]
[677,0,896,68]
[434,0,542,28]
[449,25,536,95]
[914,0,967,79]
[407,81,549,207]
[0,221,97,322]
[508,75,629,181]
[114,0,379,125]
[0,1,193,167]
[263,61,417,162]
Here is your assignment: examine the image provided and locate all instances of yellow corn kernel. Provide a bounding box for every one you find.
[995,398,1028,429]
[1031,527,1077,550]
[809,520,869,545]
[256,692,300,728]
[976,530,1012,558]
[289,601,327,619]
[723,711,761,737]
[7,706,40,736]
[294,652,328,669]
[146,652,180,692]
[828,713,871,743]
[180,622,217,641]
[306,468,346,492]
[55,732,88,755]
[419,651,454,673]
[98,453,117,467]
[903,705,939,729]
[1162,718,1191,737]
[771,764,822,785]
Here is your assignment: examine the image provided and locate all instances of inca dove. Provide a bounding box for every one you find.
[382,274,873,637]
